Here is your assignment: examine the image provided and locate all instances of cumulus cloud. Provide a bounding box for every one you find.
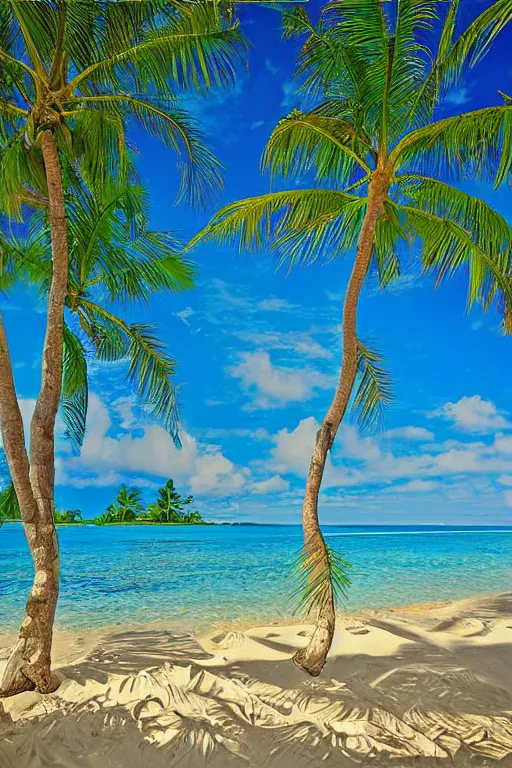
[393,480,438,494]
[250,475,290,494]
[271,417,318,476]
[383,426,434,441]
[230,350,332,409]
[430,395,510,433]
[235,330,333,361]
[59,394,248,496]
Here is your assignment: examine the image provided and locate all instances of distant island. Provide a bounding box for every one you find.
[0,479,209,526]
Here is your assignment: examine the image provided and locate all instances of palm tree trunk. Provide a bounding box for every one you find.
[0,130,68,696]
[293,168,389,677]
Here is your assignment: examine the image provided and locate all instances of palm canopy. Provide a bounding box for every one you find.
[0,0,247,215]
[4,177,193,448]
[193,0,512,315]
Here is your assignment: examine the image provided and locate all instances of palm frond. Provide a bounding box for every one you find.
[70,96,223,206]
[66,5,246,97]
[397,174,512,266]
[282,6,314,40]
[262,110,372,185]
[388,0,437,132]
[394,202,512,310]
[0,481,20,520]
[80,301,181,446]
[438,0,512,90]
[373,201,405,288]
[189,188,366,263]
[353,341,393,430]
[61,324,88,450]
[391,105,512,187]
[293,538,351,617]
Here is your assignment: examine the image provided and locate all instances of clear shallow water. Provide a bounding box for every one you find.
[1,524,512,631]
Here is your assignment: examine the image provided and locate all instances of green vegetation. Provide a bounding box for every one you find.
[193,0,512,676]
[0,480,205,525]
[95,481,205,525]
[0,0,245,696]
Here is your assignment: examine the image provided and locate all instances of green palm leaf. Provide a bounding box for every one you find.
[293,541,351,617]
[353,341,393,430]
[61,324,88,450]
[391,106,512,187]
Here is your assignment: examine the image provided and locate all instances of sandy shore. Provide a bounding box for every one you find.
[1,593,512,767]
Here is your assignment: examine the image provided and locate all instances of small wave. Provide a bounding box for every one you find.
[325,529,512,538]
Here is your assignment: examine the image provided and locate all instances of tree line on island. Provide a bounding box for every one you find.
[0,0,511,697]
[0,480,205,525]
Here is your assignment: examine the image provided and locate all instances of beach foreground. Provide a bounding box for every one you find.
[1,593,512,767]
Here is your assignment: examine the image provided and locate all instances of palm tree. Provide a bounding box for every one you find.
[53,508,82,523]
[0,174,196,693]
[192,0,512,676]
[16,178,194,449]
[148,478,184,522]
[114,486,144,522]
[0,1,245,696]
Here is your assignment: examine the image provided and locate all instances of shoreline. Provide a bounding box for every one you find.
[2,591,512,766]
[0,591,499,639]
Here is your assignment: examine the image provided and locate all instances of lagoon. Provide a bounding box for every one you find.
[2,523,512,632]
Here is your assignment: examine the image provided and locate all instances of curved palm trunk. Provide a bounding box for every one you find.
[0,130,68,696]
[293,169,389,677]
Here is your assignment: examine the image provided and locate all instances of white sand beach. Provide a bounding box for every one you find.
[1,592,512,767]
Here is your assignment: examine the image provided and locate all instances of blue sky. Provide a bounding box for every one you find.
[3,0,512,524]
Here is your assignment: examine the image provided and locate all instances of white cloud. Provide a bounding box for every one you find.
[430,395,510,433]
[271,417,318,476]
[176,307,195,327]
[494,435,512,454]
[281,80,297,108]
[250,120,265,130]
[250,475,289,494]
[339,425,381,461]
[235,330,333,361]
[257,298,296,312]
[497,475,512,486]
[445,86,470,105]
[204,427,270,441]
[505,490,512,508]
[60,394,248,496]
[392,480,438,494]
[383,426,434,441]
[230,350,332,409]
[265,58,279,75]
[189,453,246,495]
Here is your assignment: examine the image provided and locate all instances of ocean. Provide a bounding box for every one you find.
[2,523,512,631]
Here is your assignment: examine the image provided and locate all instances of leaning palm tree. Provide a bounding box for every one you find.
[192,0,512,675]
[0,175,194,693]
[0,1,245,696]
[115,486,144,522]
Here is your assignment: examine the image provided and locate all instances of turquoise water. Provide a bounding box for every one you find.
[1,524,512,631]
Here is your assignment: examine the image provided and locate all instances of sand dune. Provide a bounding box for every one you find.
[2,593,512,766]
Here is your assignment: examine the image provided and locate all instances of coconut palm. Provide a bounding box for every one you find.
[0,0,245,696]
[148,478,187,522]
[192,0,512,675]
[114,486,144,522]
[18,177,194,449]
[0,174,195,692]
